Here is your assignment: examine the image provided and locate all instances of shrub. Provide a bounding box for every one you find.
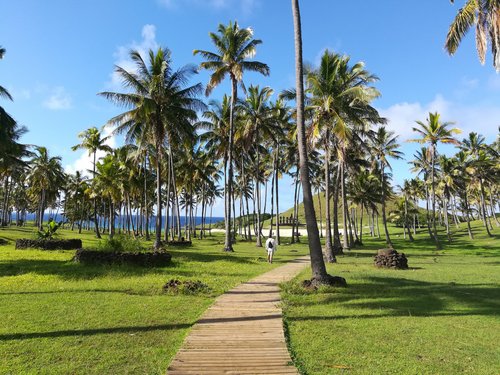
[163,279,210,295]
[96,235,143,253]
[37,219,62,239]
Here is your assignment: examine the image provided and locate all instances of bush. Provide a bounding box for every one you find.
[96,235,143,253]
[15,238,82,250]
[73,249,172,267]
[163,279,210,295]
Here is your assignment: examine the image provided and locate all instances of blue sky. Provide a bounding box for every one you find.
[1,0,499,216]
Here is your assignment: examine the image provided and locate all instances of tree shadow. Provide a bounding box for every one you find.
[0,323,192,341]
[287,276,500,321]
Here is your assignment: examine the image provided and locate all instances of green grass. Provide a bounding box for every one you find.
[281,220,500,375]
[0,225,309,374]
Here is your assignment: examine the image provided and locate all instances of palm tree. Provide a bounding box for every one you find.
[27,147,65,230]
[409,112,461,249]
[452,151,475,239]
[241,85,278,246]
[292,0,334,284]
[306,50,384,258]
[71,127,112,238]
[100,47,204,249]
[194,21,270,252]
[371,127,403,248]
[445,0,500,71]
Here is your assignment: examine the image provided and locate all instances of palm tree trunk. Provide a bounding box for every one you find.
[341,163,349,250]
[463,192,474,239]
[324,132,335,262]
[92,151,101,239]
[380,165,393,248]
[223,77,237,252]
[443,196,451,243]
[479,178,493,237]
[430,146,441,248]
[275,145,281,245]
[291,171,299,244]
[292,0,330,282]
[268,158,275,238]
[333,167,343,254]
[255,144,262,247]
[154,144,163,249]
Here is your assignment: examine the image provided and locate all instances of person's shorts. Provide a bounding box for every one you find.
[267,249,275,254]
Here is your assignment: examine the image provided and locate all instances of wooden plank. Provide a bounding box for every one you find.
[166,257,309,374]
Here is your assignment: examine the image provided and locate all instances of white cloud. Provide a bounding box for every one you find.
[65,127,116,177]
[379,95,499,142]
[107,24,159,89]
[43,86,72,110]
[158,0,258,14]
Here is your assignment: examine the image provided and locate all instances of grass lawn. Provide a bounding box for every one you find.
[282,220,500,375]
[0,226,309,374]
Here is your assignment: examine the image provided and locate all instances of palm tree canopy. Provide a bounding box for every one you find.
[445,0,500,71]
[100,47,204,149]
[71,127,112,156]
[194,21,270,96]
[409,112,462,146]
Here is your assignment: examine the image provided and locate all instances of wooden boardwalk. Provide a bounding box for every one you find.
[167,257,309,375]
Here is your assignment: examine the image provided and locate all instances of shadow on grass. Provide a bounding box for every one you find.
[287,276,500,321]
[0,323,192,341]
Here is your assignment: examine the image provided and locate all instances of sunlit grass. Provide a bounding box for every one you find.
[282,220,500,375]
[0,225,309,374]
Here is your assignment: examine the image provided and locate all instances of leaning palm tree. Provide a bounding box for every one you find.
[194,21,270,252]
[292,0,345,286]
[445,0,500,71]
[71,127,112,238]
[409,112,461,249]
[100,47,204,249]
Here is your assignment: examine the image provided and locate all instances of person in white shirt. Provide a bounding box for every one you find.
[265,236,276,263]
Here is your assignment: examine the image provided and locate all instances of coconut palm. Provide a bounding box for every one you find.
[194,21,270,252]
[306,50,384,258]
[371,127,403,248]
[241,85,279,246]
[71,127,112,238]
[291,0,333,284]
[409,112,461,249]
[99,47,204,249]
[445,0,500,71]
[27,147,65,230]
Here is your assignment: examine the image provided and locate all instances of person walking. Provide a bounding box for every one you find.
[265,236,276,263]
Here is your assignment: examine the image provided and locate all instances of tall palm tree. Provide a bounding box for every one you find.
[100,47,204,249]
[409,112,461,249]
[71,127,112,238]
[241,85,278,246]
[445,0,500,71]
[371,127,403,248]
[292,0,332,283]
[194,21,270,252]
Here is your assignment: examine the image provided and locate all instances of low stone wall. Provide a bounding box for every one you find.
[15,238,82,250]
[73,249,172,267]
